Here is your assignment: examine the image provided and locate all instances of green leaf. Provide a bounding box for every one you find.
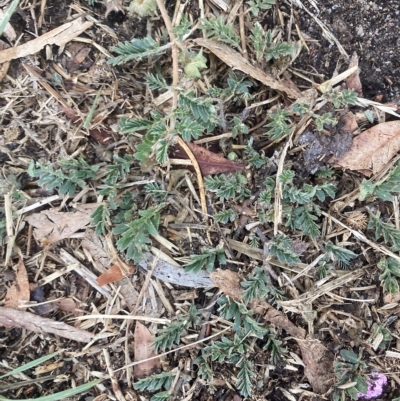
[205,173,250,202]
[108,37,161,65]
[236,359,256,397]
[247,0,274,16]
[361,163,400,201]
[134,372,174,392]
[115,206,162,262]
[185,247,226,273]
[181,49,207,78]
[119,117,154,134]
[199,17,240,47]
[251,23,266,61]
[214,209,237,224]
[314,112,336,131]
[325,241,357,267]
[269,234,301,265]
[178,91,216,124]
[173,14,191,41]
[265,109,291,140]
[245,138,269,168]
[364,109,374,123]
[145,73,168,90]
[340,349,359,364]
[145,182,168,202]
[231,117,249,137]
[266,42,295,61]
[368,212,400,251]
[151,392,171,401]
[91,204,110,236]
[176,117,204,141]
[292,102,311,116]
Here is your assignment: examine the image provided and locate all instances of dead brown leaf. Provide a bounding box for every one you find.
[25,204,98,244]
[61,42,92,73]
[4,259,30,309]
[0,306,93,342]
[195,39,300,99]
[346,52,363,96]
[134,322,161,379]
[330,121,400,176]
[174,142,244,176]
[209,269,241,300]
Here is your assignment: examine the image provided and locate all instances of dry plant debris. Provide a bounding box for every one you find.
[1,0,400,400]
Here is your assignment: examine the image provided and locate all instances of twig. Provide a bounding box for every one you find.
[239,6,248,60]
[155,0,208,219]
[155,0,179,110]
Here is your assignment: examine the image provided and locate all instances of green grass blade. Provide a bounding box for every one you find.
[0,350,62,379]
[0,380,100,401]
[0,0,20,37]
[83,88,102,129]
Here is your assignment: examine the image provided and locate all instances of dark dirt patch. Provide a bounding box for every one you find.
[292,0,400,102]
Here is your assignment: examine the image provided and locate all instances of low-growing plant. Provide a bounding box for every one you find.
[241,266,285,304]
[368,212,400,251]
[377,257,400,294]
[333,349,368,401]
[27,158,99,196]
[153,304,199,352]
[359,162,400,201]
[184,246,226,273]
[204,173,250,202]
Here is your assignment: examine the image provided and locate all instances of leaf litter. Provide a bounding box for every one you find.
[1,0,400,400]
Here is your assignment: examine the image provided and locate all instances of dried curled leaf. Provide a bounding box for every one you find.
[330,121,400,176]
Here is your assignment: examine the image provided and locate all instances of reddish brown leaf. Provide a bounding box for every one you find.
[5,259,30,309]
[174,142,244,176]
[97,264,133,286]
[88,128,114,145]
[134,322,161,379]
[330,121,400,176]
